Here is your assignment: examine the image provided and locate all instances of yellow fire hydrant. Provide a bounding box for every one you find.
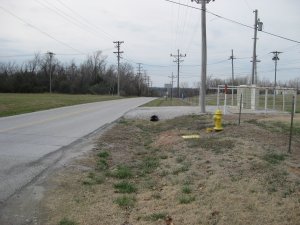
[213,109,223,131]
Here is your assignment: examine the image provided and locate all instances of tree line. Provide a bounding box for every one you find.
[0,51,150,96]
[1,51,299,97]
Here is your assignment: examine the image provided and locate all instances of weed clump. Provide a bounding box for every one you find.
[263,153,286,164]
[97,151,110,159]
[82,172,104,186]
[112,165,133,179]
[145,212,167,221]
[114,195,136,207]
[140,157,159,174]
[182,185,192,194]
[114,181,137,193]
[58,218,77,225]
[178,195,196,204]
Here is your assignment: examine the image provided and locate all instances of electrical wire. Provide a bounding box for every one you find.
[0,49,114,58]
[35,0,98,39]
[243,0,253,11]
[164,0,300,44]
[35,0,113,42]
[0,54,37,58]
[0,6,85,54]
[55,0,114,40]
[179,0,191,49]
[174,0,182,50]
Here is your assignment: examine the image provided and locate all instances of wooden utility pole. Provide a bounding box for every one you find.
[229,49,236,106]
[168,72,177,100]
[170,49,186,98]
[251,10,263,85]
[229,49,235,84]
[47,51,54,94]
[271,51,282,89]
[191,0,214,113]
[113,41,124,96]
[271,51,282,109]
[137,63,143,96]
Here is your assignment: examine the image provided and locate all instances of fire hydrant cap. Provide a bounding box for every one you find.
[215,109,222,115]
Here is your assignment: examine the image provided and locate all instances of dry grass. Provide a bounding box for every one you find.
[40,114,300,225]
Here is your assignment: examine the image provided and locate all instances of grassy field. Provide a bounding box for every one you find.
[0,93,122,117]
[142,98,191,107]
[40,114,300,225]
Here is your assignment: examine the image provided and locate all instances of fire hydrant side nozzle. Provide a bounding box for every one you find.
[213,109,223,131]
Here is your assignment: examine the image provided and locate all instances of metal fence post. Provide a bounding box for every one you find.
[288,95,295,153]
[217,85,220,108]
[238,93,243,125]
[265,89,268,114]
[283,90,285,112]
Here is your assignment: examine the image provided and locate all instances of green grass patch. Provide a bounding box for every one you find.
[114,195,136,208]
[140,157,159,174]
[114,181,137,193]
[145,212,167,221]
[142,98,191,107]
[263,153,286,164]
[58,218,77,225]
[82,173,104,186]
[97,151,110,158]
[96,159,109,170]
[178,195,196,204]
[0,93,123,117]
[112,165,133,179]
[182,185,192,194]
[172,163,190,175]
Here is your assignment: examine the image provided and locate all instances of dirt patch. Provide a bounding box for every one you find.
[39,114,300,225]
[153,130,181,149]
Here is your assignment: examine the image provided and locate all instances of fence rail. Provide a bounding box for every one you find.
[184,85,299,114]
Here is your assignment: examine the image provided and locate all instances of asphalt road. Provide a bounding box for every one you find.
[0,97,154,203]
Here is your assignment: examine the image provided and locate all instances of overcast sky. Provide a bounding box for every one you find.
[0,0,299,87]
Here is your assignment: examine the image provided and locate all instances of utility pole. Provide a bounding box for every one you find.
[113,41,124,96]
[191,0,214,113]
[251,9,263,85]
[229,49,235,84]
[47,51,54,94]
[271,51,282,109]
[271,51,282,90]
[137,63,143,96]
[168,72,177,100]
[170,49,186,98]
[145,74,150,96]
[229,49,236,106]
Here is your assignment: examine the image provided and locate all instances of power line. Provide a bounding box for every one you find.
[54,0,114,40]
[35,0,113,42]
[165,0,300,44]
[0,6,85,54]
[243,0,252,11]
[0,48,114,58]
[174,0,181,49]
